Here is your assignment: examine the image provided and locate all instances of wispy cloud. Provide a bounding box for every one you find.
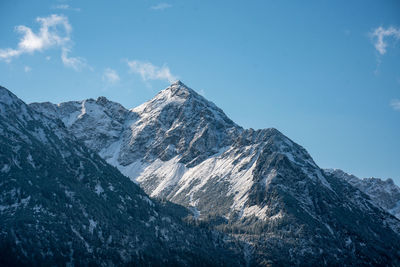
[370,26,400,55]
[0,14,87,71]
[24,66,31,72]
[390,99,400,111]
[61,47,87,71]
[150,3,172,10]
[103,68,120,84]
[52,4,81,12]
[127,60,177,83]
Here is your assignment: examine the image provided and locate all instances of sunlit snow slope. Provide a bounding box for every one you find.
[0,85,243,266]
[31,81,400,265]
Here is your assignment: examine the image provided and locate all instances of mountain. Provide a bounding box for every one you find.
[0,85,244,266]
[325,169,400,219]
[30,81,400,265]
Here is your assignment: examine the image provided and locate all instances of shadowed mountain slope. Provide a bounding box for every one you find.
[30,81,400,266]
[0,85,244,266]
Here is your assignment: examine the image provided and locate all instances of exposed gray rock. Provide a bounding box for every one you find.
[0,85,244,266]
[30,81,400,266]
[325,168,400,219]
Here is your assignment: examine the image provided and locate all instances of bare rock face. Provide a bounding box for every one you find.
[325,168,400,219]
[30,81,400,266]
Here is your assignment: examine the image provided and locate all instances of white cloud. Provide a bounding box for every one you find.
[0,14,71,60]
[390,99,400,111]
[103,68,120,84]
[61,48,87,71]
[52,4,81,12]
[24,66,31,72]
[0,49,21,61]
[371,26,400,55]
[0,14,87,71]
[127,60,177,83]
[150,3,172,10]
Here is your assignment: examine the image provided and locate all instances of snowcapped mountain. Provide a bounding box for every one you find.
[325,169,400,219]
[0,85,244,266]
[30,81,400,265]
[30,81,333,219]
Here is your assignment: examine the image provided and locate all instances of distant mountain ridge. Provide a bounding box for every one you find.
[325,169,400,219]
[30,81,400,265]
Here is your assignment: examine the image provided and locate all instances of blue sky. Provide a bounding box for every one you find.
[1,0,399,183]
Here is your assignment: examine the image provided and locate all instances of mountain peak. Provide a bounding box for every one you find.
[96,96,109,104]
[134,81,206,115]
[135,81,236,127]
[163,80,194,98]
[171,79,184,86]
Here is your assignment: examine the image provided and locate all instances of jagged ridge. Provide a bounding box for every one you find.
[325,168,400,219]
[0,85,244,266]
[29,81,400,265]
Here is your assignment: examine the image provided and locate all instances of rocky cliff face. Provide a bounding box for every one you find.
[0,85,244,266]
[30,81,400,265]
[325,168,400,219]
